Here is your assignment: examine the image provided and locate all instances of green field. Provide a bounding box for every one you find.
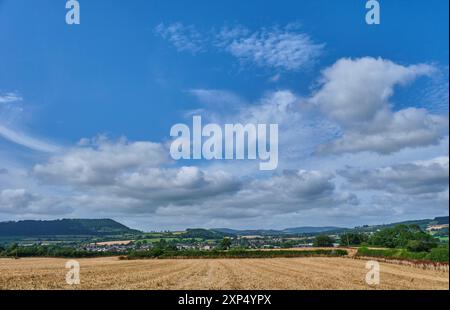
[438,236,449,243]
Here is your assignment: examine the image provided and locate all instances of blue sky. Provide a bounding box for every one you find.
[0,0,448,230]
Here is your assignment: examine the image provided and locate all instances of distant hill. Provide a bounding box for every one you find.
[181,228,234,239]
[0,219,140,237]
[212,228,280,236]
[353,216,449,232]
[336,216,449,233]
[433,216,449,225]
[1,215,447,238]
[212,216,449,236]
[212,226,343,236]
[282,226,344,234]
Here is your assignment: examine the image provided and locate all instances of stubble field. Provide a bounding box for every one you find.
[0,257,448,290]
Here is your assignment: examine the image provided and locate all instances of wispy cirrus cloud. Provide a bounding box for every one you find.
[155,23,324,71]
[418,67,449,114]
[154,22,205,54]
[218,24,324,71]
[0,91,60,153]
[0,92,22,104]
[0,125,61,153]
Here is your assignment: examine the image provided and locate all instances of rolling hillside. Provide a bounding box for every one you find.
[212,216,449,236]
[0,219,140,237]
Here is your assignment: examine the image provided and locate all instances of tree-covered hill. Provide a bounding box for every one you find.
[181,228,234,239]
[0,219,140,237]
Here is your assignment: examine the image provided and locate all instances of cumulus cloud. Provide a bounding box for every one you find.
[153,169,358,222]
[1,56,448,227]
[243,170,358,211]
[34,137,169,186]
[189,89,301,124]
[317,108,448,155]
[114,167,241,208]
[309,57,448,154]
[0,189,71,215]
[30,134,356,218]
[187,88,339,170]
[339,156,449,195]
[33,137,241,212]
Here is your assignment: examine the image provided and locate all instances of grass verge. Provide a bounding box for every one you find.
[356,246,448,263]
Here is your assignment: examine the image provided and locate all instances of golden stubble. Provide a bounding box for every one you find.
[0,257,448,290]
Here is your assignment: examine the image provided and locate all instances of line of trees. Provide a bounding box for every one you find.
[337,224,441,253]
[370,224,439,252]
[0,243,118,258]
[313,235,335,247]
[125,248,348,259]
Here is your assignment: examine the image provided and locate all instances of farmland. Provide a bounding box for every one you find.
[0,256,448,290]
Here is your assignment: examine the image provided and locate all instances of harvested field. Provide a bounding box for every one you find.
[0,257,448,290]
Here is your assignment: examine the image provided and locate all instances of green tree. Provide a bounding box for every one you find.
[369,225,437,250]
[313,235,335,247]
[7,243,19,258]
[406,240,437,252]
[155,239,168,249]
[281,240,297,248]
[220,238,232,250]
[339,232,368,246]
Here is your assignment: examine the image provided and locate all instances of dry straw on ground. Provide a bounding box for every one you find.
[0,257,448,290]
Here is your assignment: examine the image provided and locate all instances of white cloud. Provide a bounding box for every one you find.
[242,169,358,211]
[310,57,433,124]
[339,156,449,196]
[32,137,241,213]
[0,92,22,104]
[309,57,448,154]
[0,189,71,215]
[188,89,246,107]
[316,108,448,155]
[222,25,324,71]
[419,67,449,114]
[152,169,358,224]
[30,135,358,219]
[114,167,241,208]
[0,125,61,153]
[187,89,339,172]
[1,56,448,228]
[34,137,169,185]
[154,22,205,54]
[0,90,60,153]
[155,23,324,71]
